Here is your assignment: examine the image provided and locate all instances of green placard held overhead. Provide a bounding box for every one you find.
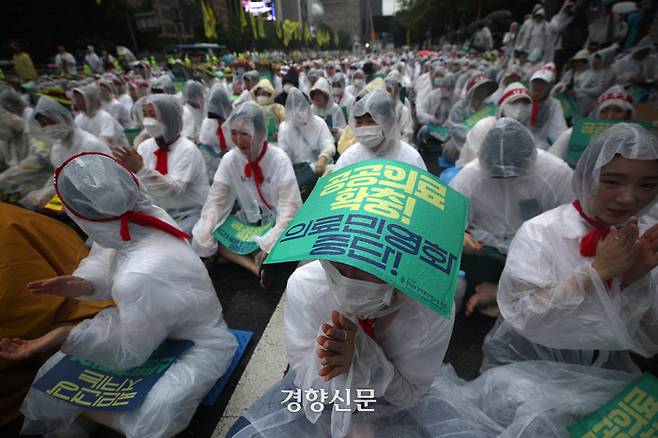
[265,159,469,319]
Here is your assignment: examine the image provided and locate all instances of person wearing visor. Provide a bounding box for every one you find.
[484,123,658,373]
[72,84,129,149]
[310,77,346,142]
[6,152,237,437]
[334,89,425,171]
[181,80,206,143]
[21,96,111,209]
[198,84,233,182]
[447,71,498,150]
[528,63,568,150]
[114,94,209,234]
[549,85,636,162]
[450,118,573,317]
[191,102,302,280]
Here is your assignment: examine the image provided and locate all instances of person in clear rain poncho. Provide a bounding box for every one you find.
[447,72,497,150]
[5,152,237,438]
[250,78,286,139]
[484,123,658,373]
[113,94,209,234]
[191,102,302,279]
[330,73,355,124]
[416,73,456,128]
[612,36,657,88]
[149,75,177,95]
[72,84,129,149]
[1,87,34,123]
[21,96,111,209]
[181,80,206,143]
[528,64,568,150]
[198,84,233,182]
[335,89,425,171]
[384,76,414,144]
[549,85,636,162]
[278,87,334,197]
[310,77,346,143]
[0,107,52,199]
[345,69,365,97]
[97,79,131,128]
[227,234,455,438]
[450,118,574,317]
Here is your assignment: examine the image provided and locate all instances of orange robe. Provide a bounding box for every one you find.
[0,202,114,424]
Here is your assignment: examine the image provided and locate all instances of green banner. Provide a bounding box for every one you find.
[124,128,141,146]
[265,116,278,143]
[264,159,469,319]
[566,118,653,166]
[213,215,274,255]
[427,123,450,142]
[568,373,658,438]
[172,78,186,93]
[556,92,580,120]
[464,102,496,129]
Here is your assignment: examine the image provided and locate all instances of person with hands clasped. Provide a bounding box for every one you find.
[483,123,658,373]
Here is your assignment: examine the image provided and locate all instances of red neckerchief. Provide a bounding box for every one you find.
[153,136,179,175]
[530,95,547,128]
[216,122,228,152]
[358,318,376,338]
[55,152,191,242]
[244,142,271,210]
[572,200,611,257]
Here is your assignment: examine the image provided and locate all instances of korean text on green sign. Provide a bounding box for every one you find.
[265,159,469,319]
[464,102,496,129]
[568,372,658,438]
[213,215,274,255]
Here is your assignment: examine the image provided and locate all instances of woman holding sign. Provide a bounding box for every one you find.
[484,123,658,373]
[4,152,237,437]
[191,102,302,282]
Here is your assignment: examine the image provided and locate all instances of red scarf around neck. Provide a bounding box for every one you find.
[153,136,180,175]
[244,142,271,210]
[572,200,611,257]
[358,318,376,338]
[530,96,546,128]
[216,122,228,152]
[118,210,191,241]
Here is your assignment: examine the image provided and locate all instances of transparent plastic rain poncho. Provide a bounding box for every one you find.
[416,74,456,126]
[335,89,426,171]
[487,123,658,372]
[250,78,286,124]
[278,87,335,165]
[149,75,176,94]
[450,118,574,253]
[447,72,497,148]
[21,153,237,438]
[455,116,496,168]
[0,108,52,197]
[528,84,568,150]
[384,77,413,143]
[613,36,658,86]
[548,85,635,161]
[73,84,129,149]
[331,72,356,113]
[98,79,131,128]
[181,80,206,142]
[191,101,302,256]
[135,94,209,232]
[232,260,455,438]
[310,77,346,139]
[199,85,233,181]
[0,87,29,117]
[21,96,111,208]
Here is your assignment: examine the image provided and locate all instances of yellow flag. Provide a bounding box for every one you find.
[240,3,247,31]
[250,12,257,38]
[275,19,282,39]
[201,0,217,40]
[334,31,339,46]
[258,16,266,39]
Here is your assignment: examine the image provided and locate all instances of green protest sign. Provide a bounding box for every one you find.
[265,159,469,319]
[568,373,658,438]
[172,78,186,93]
[556,92,579,120]
[464,102,496,129]
[427,123,450,142]
[124,128,141,146]
[566,118,653,166]
[265,116,278,143]
[213,215,274,255]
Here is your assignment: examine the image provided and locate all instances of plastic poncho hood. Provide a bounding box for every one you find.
[573,123,658,217]
[139,94,183,144]
[55,152,190,248]
[73,84,103,116]
[222,101,267,161]
[349,88,400,156]
[478,118,537,178]
[284,87,312,125]
[207,85,232,120]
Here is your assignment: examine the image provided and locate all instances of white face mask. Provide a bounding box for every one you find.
[320,260,395,317]
[354,125,385,149]
[256,95,270,105]
[332,86,344,97]
[502,101,532,126]
[42,124,71,141]
[283,83,293,93]
[353,79,365,88]
[143,117,166,139]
